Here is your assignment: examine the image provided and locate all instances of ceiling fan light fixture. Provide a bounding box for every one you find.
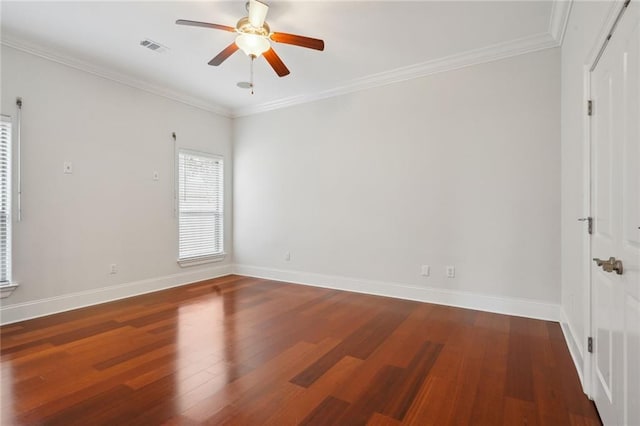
[235,33,270,57]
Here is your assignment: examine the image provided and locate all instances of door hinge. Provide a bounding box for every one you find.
[588,100,593,116]
[578,217,593,235]
[588,337,593,353]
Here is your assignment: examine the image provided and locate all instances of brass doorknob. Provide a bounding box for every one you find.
[593,257,624,275]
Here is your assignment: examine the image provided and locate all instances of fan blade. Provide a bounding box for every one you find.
[208,43,239,66]
[248,0,269,28]
[270,32,324,51]
[176,19,236,32]
[263,48,290,77]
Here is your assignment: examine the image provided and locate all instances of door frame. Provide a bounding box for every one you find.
[582,0,632,400]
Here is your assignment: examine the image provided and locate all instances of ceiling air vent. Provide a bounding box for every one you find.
[140,39,169,53]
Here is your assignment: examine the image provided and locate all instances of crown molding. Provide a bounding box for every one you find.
[2,17,563,121]
[549,0,573,45]
[0,35,232,118]
[231,31,559,117]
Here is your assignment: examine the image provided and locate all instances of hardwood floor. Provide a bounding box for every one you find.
[0,275,600,425]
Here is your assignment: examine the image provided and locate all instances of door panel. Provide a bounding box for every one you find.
[620,7,640,426]
[594,70,614,240]
[622,8,640,249]
[591,2,640,425]
[591,15,624,424]
[626,296,640,425]
[595,275,614,400]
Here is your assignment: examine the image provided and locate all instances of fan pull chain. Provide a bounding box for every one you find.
[250,56,255,95]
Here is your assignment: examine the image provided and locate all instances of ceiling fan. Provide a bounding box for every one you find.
[176,0,324,78]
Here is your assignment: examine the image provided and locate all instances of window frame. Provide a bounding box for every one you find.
[0,114,17,295]
[176,149,225,267]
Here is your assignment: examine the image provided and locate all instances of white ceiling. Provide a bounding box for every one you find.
[1,1,562,116]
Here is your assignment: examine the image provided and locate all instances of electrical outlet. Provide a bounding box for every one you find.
[109,264,117,274]
[446,266,455,278]
[421,265,430,276]
[63,162,73,174]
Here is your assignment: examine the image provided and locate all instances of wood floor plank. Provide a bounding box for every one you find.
[546,322,601,420]
[379,341,442,420]
[468,313,509,425]
[291,308,412,388]
[0,275,601,425]
[37,384,134,426]
[402,376,463,425]
[330,308,442,406]
[2,348,71,379]
[400,310,489,425]
[16,346,178,415]
[569,413,603,426]
[438,329,487,424]
[530,332,572,426]
[210,380,303,425]
[506,317,536,402]
[181,338,339,423]
[299,396,351,426]
[503,396,540,426]
[336,365,406,425]
[264,355,363,425]
[367,412,401,426]
[93,335,175,370]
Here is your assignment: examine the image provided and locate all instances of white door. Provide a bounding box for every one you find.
[590,1,640,425]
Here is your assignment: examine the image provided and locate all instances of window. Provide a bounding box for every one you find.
[177,150,224,265]
[0,116,11,285]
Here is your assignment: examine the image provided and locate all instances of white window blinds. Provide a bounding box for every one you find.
[178,151,223,262]
[0,116,12,284]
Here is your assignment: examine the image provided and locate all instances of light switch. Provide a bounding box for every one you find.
[153,171,159,181]
[63,162,73,174]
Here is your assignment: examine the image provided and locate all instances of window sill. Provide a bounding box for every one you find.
[0,282,19,299]
[177,253,226,268]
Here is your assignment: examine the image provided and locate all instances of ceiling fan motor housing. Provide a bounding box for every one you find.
[236,17,270,36]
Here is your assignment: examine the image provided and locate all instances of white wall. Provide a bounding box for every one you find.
[0,46,233,322]
[0,37,566,324]
[560,0,618,387]
[234,48,561,314]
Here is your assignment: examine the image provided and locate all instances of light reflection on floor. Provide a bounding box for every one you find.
[176,285,240,413]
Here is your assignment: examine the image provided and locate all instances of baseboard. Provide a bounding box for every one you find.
[0,264,233,325]
[560,308,585,387]
[233,264,561,321]
[0,263,563,326]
